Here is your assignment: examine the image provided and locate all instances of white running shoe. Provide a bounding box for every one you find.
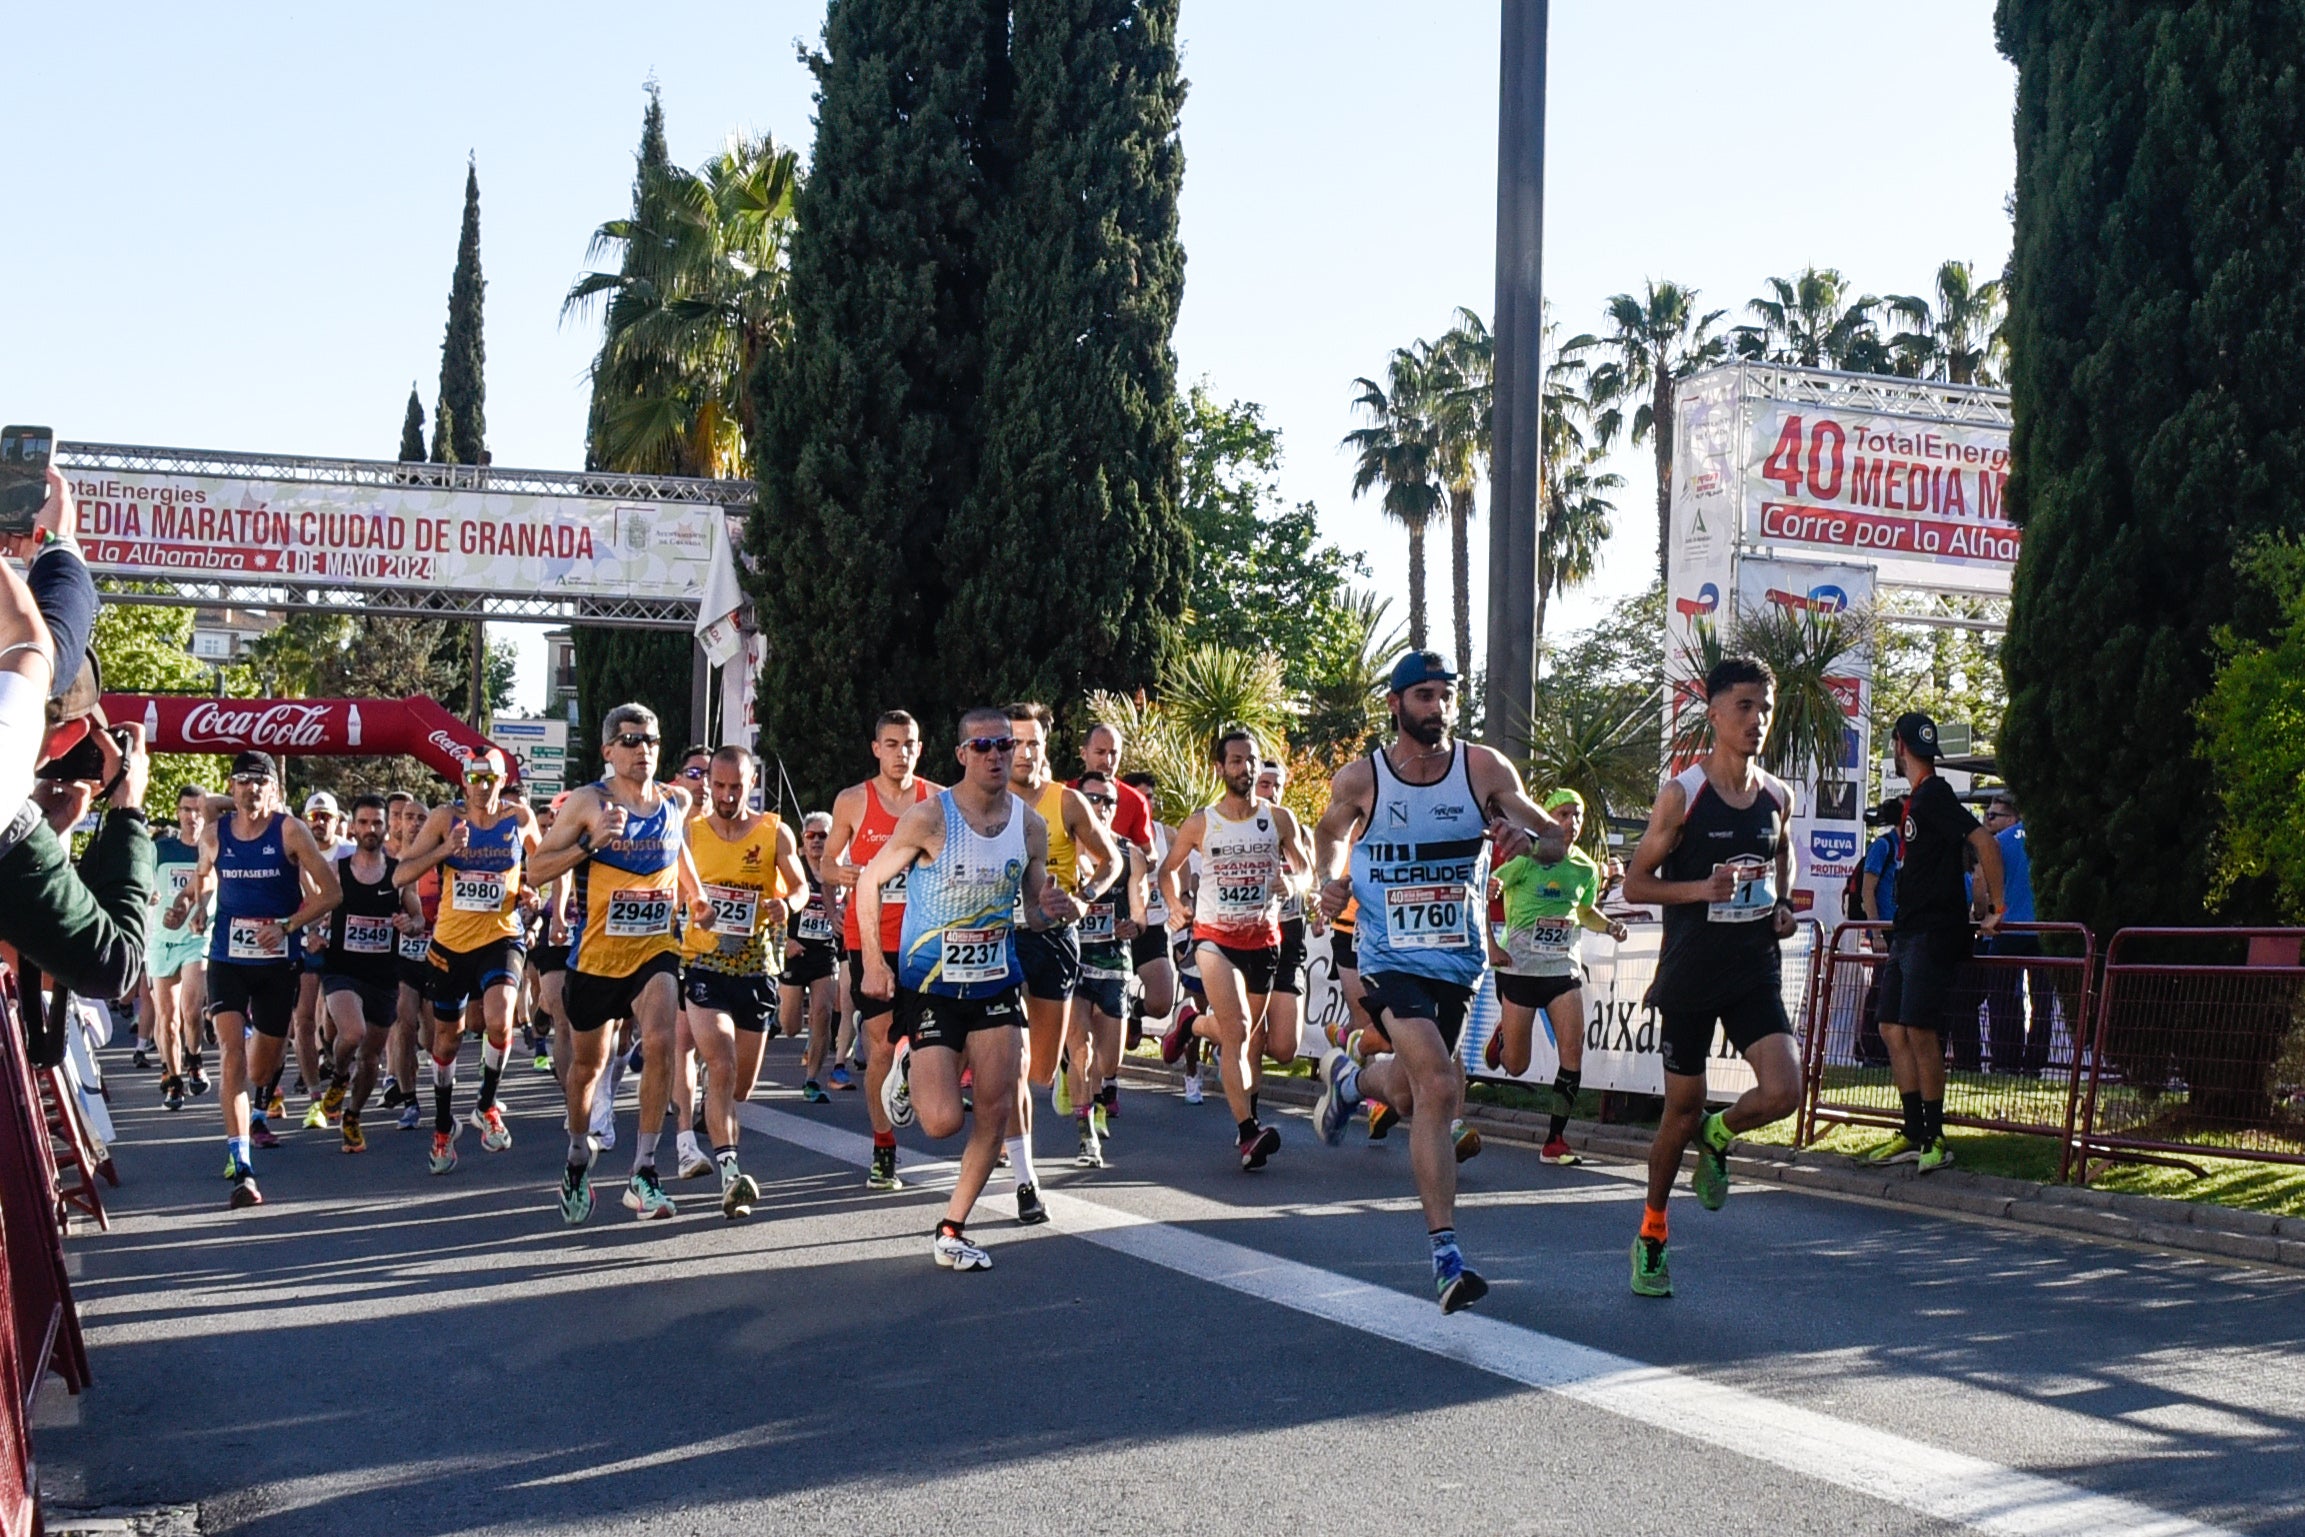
[932,1231,991,1271]
[1075,1119,1105,1168]
[1182,1072,1203,1105]
[676,1139,714,1181]
[881,1043,915,1129]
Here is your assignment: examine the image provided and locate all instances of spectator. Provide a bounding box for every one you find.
[1854,798,1901,1066]
[1978,792,2049,1076]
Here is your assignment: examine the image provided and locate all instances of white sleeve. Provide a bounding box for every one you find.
[0,668,44,824]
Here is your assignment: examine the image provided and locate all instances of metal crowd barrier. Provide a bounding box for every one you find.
[2071,928,2305,1181]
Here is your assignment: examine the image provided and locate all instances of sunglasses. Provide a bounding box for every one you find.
[680,766,707,780]
[465,772,501,785]
[231,774,270,786]
[611,733,661,749]
[1083,794,1116,808]
[964,736,1016,755]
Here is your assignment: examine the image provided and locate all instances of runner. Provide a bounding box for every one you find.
[383,791,437,1130]
[1157,728,1308,1171]
[312,794,426,1153]
[395,749,540,1175]
[165,751,342,1208]
[1309,650,1568,1312]
[1482,789,1625,1164]
[822,711,940,1191]
[1618,656,1806,1299]
[1007,701,1119,1197]
[290,791,353,1122]
[787,811,845,1101]
[1075,729,1154,1115]
[854,706,1068,1271]
[1255,757,1313,1093]
[1065,769,1149,1168]
[678,745,809,1218]
[148,784,212,1112]
[1118,771,1176,1050]
[526,794,575,1075]
[527,704,700,1224]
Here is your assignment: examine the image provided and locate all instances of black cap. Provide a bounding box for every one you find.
[1893,712,1941,763]
[1388,649,1457,693]
[1864,797,1902,827]
[231,749,278,781]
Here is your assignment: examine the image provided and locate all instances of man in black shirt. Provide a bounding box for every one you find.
[1869,712,2004,1173]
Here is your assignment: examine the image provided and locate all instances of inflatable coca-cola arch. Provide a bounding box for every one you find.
[103,695,520,785]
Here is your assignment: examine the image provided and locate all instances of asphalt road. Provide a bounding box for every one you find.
[36,1032,2305,1537]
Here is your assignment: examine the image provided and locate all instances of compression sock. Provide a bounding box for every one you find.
[1005,1135,1037,1188]
[1923,1098,1945,1146]
[1098,1082,1117,1111]
[1428,1226,1463,1278]
[1238,1117,1260,1143]
[477,1039,507,1112]
[1899,1090,1924,1145]
[1548,1068,1582,1141]
[1248,1091,1260,1124]
[873,1129,897,1151]
[634,1130,660,1174]
[714,1145,739,1180]
[226,1135,251,1171]
[431,1053,457,1134]
[1640,1205,1669,1243]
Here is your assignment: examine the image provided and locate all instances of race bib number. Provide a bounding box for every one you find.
[941,924,1011,985]
[343,915,395,955]
[702,883,760,937]
[1708,857,1776,923]
[1512,915,1577,961]
[1277,888,1305,923]
[165,866,195,897]
[451,870,507,913]
[606,888,674,938]
[796,902,835,943]
[227,917,279,961]
[1080,901,1117,944]
[878,867,910,906]
[1385,884,1471,950]
[399,931,432,962]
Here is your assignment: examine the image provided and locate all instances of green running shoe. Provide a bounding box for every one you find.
[1631,1235,1673,1298]
[1692,1137,1730,1211]
[560,1164,594,1226]
[1865,1133,1920,1166]
[1053,1065,1073,1117]
[1916,1138,1955,1174]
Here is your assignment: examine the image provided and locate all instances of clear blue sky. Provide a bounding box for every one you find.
[10,1,2015,713]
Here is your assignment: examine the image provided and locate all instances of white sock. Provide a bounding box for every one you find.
[480,1039,507,1072]
[1006,1135,1037,1188]
[634,1130,660,1173]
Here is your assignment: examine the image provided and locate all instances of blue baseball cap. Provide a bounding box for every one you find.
[1388,650,1458,694]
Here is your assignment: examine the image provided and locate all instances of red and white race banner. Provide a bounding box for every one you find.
[103,694,517,785]
[1745,403,2017,568]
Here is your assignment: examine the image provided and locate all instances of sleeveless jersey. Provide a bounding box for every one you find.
[896,792,1028,1000]
[1080,853,1134,979]
[209,813,305,967]
[685,812,784,977]
[151,835,206,929]
[399,864,440,966]
[1193,803,1284,950]
[1350,745,1489,987]
[433,809,525,951]
[569,786,686,979]
[840,779,935,953]
[1652,762,1793,1012]
[792,864,839,950]
[324,853,404,985]
[1032,780,1081,893]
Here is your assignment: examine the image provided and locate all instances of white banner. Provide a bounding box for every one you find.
[1745,399,2015,568]
[70,468,729,601]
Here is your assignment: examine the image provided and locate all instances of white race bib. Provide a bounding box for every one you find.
[1385,884,1472,950]
[1080,901,1117,945]
[796,902,835,943]
[451,870,507,913]
[941,924,1011,984]
[1708,857,1776,924]
[227,917,279,961]
[166,866,195,897]
[343,914,395,955]
[399,931,432,962]
[878,866,910,905]
[703,882,760,937]
[606,887,673,938]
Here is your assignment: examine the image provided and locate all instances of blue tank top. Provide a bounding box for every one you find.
[1350,744,1489,988]
[567,783,685,976]
[209,813,305,966]
[897,792,1028,999]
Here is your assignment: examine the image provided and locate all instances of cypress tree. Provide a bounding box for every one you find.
[398,385,427,461]
[432,158,487,467]
[941,0,1188,716]
[1996,1,2305,934]
[749,0,1007,803]
[574,88,695,772]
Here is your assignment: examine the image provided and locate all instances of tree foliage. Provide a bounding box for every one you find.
[1996,0,2305,933]
[89,598,241,812]
[398,386,427,462]
[432,159,486,467]
[2199,541,2305,917]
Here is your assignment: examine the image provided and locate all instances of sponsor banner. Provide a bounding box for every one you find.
[104,693,511,785]
[69,468,727,601]
[1745,401,2015,568]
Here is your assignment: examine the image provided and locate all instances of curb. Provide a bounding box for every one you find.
[1118,1061,2305,1273]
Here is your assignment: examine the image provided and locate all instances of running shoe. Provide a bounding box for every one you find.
[1436,1258,1489,1315]
[429,1132,458,1175]
[623,1168,678,1220]
[1866,1133,1921,1166]
[267,1090,286,1120]
[133,1043,152,1070]
[532,1050,553,1073]
[1159,1005,1196,1065]
[1016,1183,1050,1225]
[1238,1123,1281,1171]
[828,1064,855,1090]
[677,1143,715,1181]
[1053,1060,1073,1117]
[380,1078,405,1110]
[1367,1101,1399,1141]
[250,1121,282,1151]
[396,1102,421,1132]
[1482,1029,1503,1073]
[933,1230,992,1271]
[881,1048,915,1129]
[720,1169,760,1220]
[1452,1119,1483,1163]
[228,1172,263,1210]
[187,1065,210,1097]
[1539,1135,1583,1166]
[1631,1235,1672,1298]
[1313,1052,1360,1147]
[560,1163,594,1226]
[1181,1073,1203,1105]
[301,1099,329,1131]
[1092,1101,1110,1141]
[1692,1143,1729,1211]
[868,1145,903,1191]
[1075,1120,1104,1169]
[1916,1138,1955,1174]
[162,1076,184,1112]
[802,1079,827,1104]
[339,1117,367,1153]
[469,1105,513,1153]
[321,1084,346,1118]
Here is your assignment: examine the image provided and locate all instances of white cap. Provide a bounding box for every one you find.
[303,791,340,814]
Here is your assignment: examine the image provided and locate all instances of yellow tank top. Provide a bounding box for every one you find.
[432,807,526,952]
[568,787,685,980]
[684,811,784,976]
[1035,780,1081,892]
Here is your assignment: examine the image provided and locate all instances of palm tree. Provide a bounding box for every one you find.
[1343,350,1443,649]
[1670,602,1872,784]
[1299,588,1407,764]
[1429,309,1493,722]
[564,131,801,478]
[1733,267,1882,371]
[1082,642,1293,825]
[1524,684,1659,856]
[1884,260,2007,386]
[1533,321,1621,669]
[1589,280,1730,586]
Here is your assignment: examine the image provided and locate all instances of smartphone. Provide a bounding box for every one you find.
[0,425,55,537]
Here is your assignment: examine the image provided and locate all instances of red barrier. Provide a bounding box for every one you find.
[99,694,520,785]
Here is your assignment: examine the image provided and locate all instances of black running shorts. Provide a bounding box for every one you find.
[1017,925,1081,1002]
[1497,971,1582,1011]
[1272,918,1308,996]
[1358,969,1475,1052]
[1196,940,1277,998]
[1878,928,1967,1033]
[896,986,1023,1053]
[783,941,838,989]
[428,936,526,1020]
[684,966,773,1033]
[209,961,299,1039]
[566,952,681,1034]
[1659,981,1790,1078]
[320,974,398,1028]
[846,949,901,1022]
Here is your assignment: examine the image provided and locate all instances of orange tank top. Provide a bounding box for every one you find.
[840,778,935,954]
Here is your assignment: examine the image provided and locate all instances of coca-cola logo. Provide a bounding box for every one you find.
[428,731,467,756]
[181,701,334,749]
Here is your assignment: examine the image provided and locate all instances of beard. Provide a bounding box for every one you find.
[1401,711,1448,748]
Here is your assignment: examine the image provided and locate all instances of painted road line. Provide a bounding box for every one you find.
[735,1100,2239,1537]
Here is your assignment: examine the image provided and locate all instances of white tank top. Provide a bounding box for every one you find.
[1192,802,1283,950]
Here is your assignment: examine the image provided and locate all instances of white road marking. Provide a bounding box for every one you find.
[736,1100,2240,1537]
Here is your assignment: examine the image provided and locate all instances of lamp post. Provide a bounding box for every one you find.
[1484,0,1547,759]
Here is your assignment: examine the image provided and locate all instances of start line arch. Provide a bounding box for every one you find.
[103,694,517,787]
